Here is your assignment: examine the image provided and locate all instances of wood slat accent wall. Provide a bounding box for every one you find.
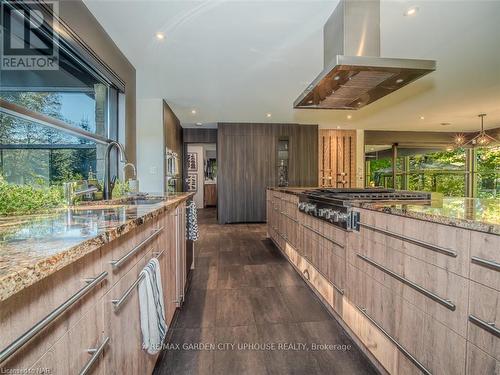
[218,123,318,224]
[319,129,356,188]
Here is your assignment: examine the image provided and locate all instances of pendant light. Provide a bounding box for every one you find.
[453,113,498,148]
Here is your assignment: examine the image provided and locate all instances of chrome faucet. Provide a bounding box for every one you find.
[103,141,128,200]
[63,181,98,205]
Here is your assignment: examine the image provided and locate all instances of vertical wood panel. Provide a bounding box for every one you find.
[218,123,318,224]
[318,129,356,188]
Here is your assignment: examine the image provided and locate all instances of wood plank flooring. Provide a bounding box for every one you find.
[154,208,377,375]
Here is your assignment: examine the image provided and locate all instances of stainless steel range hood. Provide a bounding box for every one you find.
[294,0,436,110]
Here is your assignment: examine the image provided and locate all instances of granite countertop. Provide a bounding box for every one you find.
[359,198,500,235]
[268,187,499,235]
[268,187,315,196]
[0,193,194,301]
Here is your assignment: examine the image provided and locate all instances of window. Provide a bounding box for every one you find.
[0,2,122,186]
[475,147,500,198]
[366,146,499,198]
[0,113,97,185]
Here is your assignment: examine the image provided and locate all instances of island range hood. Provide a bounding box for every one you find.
[294,0,436,110]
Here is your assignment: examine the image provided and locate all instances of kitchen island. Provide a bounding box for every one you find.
[267,187,499,375]
[0,193,193,374]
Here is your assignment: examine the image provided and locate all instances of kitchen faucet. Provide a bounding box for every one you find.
[103,141,128,200]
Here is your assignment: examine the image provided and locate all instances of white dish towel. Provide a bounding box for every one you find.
[138,257,167,355]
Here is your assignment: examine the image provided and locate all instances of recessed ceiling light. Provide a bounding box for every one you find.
[195,122,202,126]
[396,78,404,84]
[404,7,418,16]
[333,76,340,81]
[347,115,352,119]
[266,113,272,118]
[420,116,425,120]
[307,100,313,104]
[336,126,341,129]
[155,32,165,40]
[191,109,197,115]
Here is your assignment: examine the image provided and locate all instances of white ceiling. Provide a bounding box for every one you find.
[84,0,500,132]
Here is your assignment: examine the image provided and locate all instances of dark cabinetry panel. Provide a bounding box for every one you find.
[183,128,217,143]
[218,123,318,224]
[164,101,183,155]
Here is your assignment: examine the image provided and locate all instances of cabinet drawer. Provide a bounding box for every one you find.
[297,256,334,310]
[467,343,500,375]
[470,231,500,291]
[157,211,177,325]
[346,264,399,338]
[351,239,468,337]
[327,247,345,296]
[468,281,500,361]
[103,251,158,375]
[302,223,344,260]
[346,264,467,375]
[101,217,162,293]
[0,250,104,370]
[342,298,399,375]
[357,209,469,277]
[30,303,106,375]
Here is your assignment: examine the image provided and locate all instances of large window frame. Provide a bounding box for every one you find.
[0,0,125,185]
[365,144,499,198]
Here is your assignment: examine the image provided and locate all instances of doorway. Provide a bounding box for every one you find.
[186,143,217,209]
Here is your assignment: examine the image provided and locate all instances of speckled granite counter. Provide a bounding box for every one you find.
[268,187,315,196]
[359,198,500,235]
[0,193,193,301]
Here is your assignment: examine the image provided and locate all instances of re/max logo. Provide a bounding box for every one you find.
[1,1,59,70]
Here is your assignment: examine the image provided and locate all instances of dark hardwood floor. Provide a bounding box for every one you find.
[154,208,377,375]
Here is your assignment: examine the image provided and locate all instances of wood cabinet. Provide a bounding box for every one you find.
[218,123,318,224]
[266,188,499,375]
[469,231,500,292]
[31,303,107,375]
[467,343,500,374]
[468,281,500,361]
[318,129,356,188]
[0,250,104,370]
[103,255,156,375]
[0,202,189,375]
[204,184,217,207]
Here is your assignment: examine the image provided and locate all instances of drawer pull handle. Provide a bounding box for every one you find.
[112,250,165,311]
[332,282,345,295]
[79,336,110,375]
[303,224,344,248]
[110,227,164,269]
[359,222,457,258]
[0,271,108,365]
[469,315,500,338]
[357,254,456,311]
[471,256,500,272]
[280,211,299,223]
[357,306,432,375]
[301,256,344,295]
[303,269,310,280]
